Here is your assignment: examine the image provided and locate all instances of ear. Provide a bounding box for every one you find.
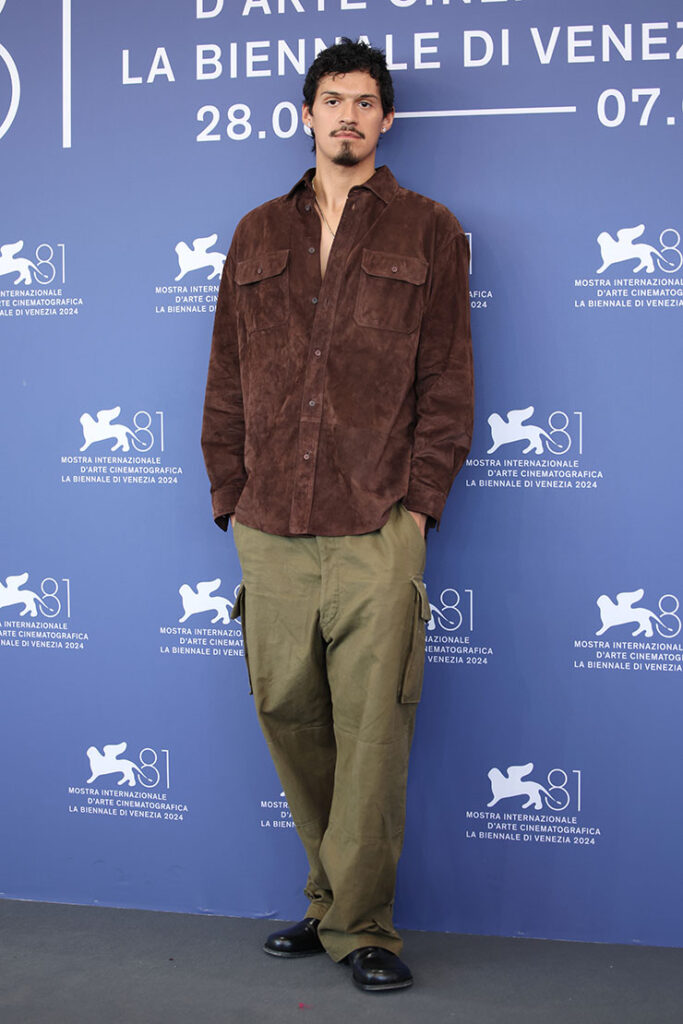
[381,108,395,134]
[302,102,312,128]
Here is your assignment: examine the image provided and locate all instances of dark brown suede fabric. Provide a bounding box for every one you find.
[201,164,473,537]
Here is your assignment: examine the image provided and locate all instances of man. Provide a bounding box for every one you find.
[201,39,473,992]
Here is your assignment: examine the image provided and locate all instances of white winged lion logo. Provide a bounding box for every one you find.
[487,763,564,810]
[596,225,679,274]
[178,579,235,624]
[86,743,156,787]
[0,572,44,617]
[487,407,565,455]
[174,234,225,281]
[79,407,140,453]
[0,240,49,285]
[595,589,675,639]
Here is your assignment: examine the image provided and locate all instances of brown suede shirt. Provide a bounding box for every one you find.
[201,164,473,537]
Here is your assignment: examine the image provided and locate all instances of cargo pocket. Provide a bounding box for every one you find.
[230,582,253,694]
[235,249,290,333]
[354,249,428,333]
[398,576,432,704]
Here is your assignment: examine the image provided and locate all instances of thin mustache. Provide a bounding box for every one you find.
[332,128,363,138]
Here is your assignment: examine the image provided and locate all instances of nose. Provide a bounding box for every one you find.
[338,101,357,125]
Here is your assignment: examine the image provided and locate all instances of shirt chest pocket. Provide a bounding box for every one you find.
[235,249,290,333]
[354,249,429,334]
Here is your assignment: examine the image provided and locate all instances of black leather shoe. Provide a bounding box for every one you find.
[344,946,413,991]
[263,917,325,958]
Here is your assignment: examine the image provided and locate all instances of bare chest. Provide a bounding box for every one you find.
[315,203,345,281]
[319,229,334,280]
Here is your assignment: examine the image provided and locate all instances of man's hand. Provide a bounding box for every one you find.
[407,509,427,538]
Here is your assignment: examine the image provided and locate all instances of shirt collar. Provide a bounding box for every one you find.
[286,164,398,205]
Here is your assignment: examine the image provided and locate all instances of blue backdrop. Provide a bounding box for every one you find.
[1,0,681,947]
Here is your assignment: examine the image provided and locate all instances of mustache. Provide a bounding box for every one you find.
[331,128,364,138]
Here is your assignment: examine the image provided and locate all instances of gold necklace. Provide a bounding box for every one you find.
[311,179,336,238]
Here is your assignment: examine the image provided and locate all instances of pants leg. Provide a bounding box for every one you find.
[231,502,430,961]
[314,502,428,961]
[230,527,336,917]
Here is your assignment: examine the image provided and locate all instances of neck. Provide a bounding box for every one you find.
[312,152,377,211]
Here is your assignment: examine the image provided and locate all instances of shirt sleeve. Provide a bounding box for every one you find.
[201,245,247,529]
[404,230,474,530]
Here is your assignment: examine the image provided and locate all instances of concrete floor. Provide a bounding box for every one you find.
[1,899,681,1024]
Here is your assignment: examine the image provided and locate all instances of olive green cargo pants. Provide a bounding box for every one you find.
[230,500,431,963]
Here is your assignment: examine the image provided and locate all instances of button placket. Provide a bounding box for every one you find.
[289,191,360,533]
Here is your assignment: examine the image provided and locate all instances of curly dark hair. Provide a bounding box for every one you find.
[303,37,395,116]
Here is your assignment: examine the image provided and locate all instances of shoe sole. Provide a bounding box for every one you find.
[352,977,413,992]
[263,944,325,958]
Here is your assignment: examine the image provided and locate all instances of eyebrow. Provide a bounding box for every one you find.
[320,90,379,101]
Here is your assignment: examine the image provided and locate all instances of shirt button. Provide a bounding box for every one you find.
[391,265,398,273]
[313,349,321,357]
[308,246,316,254]
[308,399,316,407]
[312,297,318,304]
[257,267,263,274]
[304,204,311,212]
[303,452,311,461]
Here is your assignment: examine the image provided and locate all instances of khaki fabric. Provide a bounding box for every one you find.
[230,500,431,962]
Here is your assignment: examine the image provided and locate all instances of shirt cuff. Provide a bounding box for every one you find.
[403,485,447,531]
[211,483,245,526]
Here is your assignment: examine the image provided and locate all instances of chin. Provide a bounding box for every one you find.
[331,140,362,167]
[332,152,361,167]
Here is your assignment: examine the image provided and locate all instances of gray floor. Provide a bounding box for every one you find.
[1,899,681,1024]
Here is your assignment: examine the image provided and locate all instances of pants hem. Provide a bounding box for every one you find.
[321,936,404,963]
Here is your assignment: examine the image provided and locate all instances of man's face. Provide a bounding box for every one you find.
[303,70,394,167]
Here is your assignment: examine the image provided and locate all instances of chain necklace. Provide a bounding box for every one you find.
[311,179,336,238]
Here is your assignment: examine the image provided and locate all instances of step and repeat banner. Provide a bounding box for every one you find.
[1,0,681,946]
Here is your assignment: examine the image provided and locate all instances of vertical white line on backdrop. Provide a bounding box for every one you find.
[62,0,71,148]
